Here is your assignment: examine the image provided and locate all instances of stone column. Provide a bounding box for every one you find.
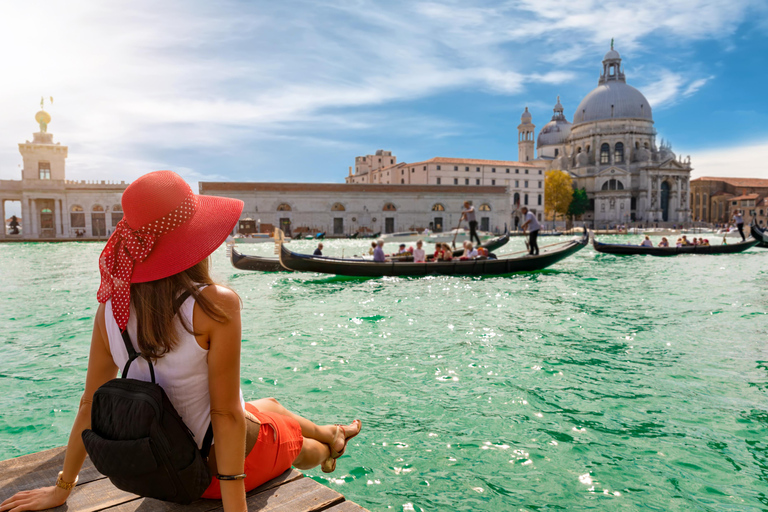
[62,198,71,238]
[0,199,5,238]
[56,199,63,236]
[29,199,38,238]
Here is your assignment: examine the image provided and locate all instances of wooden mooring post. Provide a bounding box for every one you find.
[0,447,369,512]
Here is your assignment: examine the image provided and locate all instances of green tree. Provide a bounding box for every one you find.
[568,188,589,219]
[544,170,573,223]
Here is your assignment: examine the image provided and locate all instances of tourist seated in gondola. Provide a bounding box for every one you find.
[681,235,691,246]
[413,240,426,262]
[368,241,377,255]
[640,236,653,247]
[373,240,386,262]
[702,238,710,246]
[658,237,669,247]
[459,243,478,260]
[676,238,683,248]
[396,243,408,255]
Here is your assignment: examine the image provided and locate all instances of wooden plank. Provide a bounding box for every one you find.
[106,469,304,512]
[47,477,139,512]
[323,501,370,512]
[0,448,103,500]
[243,477,344,512]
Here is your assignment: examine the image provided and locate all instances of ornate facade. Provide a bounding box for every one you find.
[522,46,693,225]
[0,109,127,240]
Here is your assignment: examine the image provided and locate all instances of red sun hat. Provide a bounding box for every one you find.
[97,170,243,330]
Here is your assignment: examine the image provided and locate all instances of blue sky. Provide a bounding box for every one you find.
[0,0,767,193]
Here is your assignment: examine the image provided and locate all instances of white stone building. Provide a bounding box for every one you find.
[345,154,546,225]
[199,182,512,236]
[0,109,127,240]
[524,45,693,225]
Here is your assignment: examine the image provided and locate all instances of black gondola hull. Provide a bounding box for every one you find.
[279,232,588,277]
[593,237,759,255]
[230,232,511,272]
[751,225,768,248]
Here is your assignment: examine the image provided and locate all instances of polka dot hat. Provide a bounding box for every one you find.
[96,170,243,330]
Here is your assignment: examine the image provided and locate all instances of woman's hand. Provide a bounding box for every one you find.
[0,486,70,512]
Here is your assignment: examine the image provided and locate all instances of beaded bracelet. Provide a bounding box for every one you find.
[216,473,247,481]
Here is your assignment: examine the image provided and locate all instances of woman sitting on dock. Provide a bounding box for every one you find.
[0,171,361,512]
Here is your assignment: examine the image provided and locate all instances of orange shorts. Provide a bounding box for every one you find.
[201,403,304,499]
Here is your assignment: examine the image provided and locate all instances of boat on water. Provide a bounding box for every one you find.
[381,231,428,243]
[425,229,494,244]
[751,224,768,248]
[593,235,758,256]
[230,232,512,273]
[642,229,681,237]
[277,230,588,277]
[234,233,291,244]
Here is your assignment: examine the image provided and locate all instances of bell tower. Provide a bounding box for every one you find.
[517,107,535,162]
[19,99,68,181]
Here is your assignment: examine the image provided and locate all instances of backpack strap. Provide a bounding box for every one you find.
[200,423,214,459]
[120,329,156,384]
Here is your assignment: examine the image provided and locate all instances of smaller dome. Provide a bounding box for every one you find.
[520,106,532,124]
[604,49,620,61]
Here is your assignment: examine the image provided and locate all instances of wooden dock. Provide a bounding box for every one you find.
[0,447,369,512]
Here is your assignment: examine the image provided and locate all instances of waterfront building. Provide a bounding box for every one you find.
[0,109,127,240]
[345,154,545,224]
[525,45,694,225]
[199,182,511,236]
[690,177,768,226]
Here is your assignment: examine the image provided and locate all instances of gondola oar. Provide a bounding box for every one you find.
[451,214,464,250]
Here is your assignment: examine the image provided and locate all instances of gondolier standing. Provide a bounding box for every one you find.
[462,201,482,246]
[733,210,745,241]
[520,206,540,255]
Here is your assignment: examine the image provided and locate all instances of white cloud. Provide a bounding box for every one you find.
[689,140,768,179]
[0,0,758,182]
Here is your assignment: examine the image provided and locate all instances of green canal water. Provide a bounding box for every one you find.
[1,237,766,511]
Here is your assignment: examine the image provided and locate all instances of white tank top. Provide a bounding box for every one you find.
[105,291,244,449]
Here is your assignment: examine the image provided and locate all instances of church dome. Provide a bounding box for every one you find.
[537,96,571,148]
[572,46,653,125]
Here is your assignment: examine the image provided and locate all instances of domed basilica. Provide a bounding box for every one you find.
[518,46,693,225]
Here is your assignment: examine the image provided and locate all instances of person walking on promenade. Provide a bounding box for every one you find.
[520,206,541,255]
[313,242,324,256]
[733,210,745,241]
[461,201,482,246]
[0,171,360,512]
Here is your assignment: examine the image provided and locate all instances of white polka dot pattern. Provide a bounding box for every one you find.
[97,191,198,330]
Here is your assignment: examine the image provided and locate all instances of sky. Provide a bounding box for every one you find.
[1,0,767,203]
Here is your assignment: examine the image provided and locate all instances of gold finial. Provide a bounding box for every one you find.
[40,96,45,110]
[36,98,51,133]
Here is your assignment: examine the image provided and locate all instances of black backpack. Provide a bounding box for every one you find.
[82,330,213,504]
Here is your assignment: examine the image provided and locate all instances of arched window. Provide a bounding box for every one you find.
[614,142,624,163]
[513,192,520,206]
[331,203,345,211]
[635,141,640,149]
[383,203,396,211]
[431,203,445,211]
[600,143,610,164]
[91,205,106,237]
[478,204,491,211]
[601,179,625,191]
[111,204,123,227]
[277,203,292,211]
[70,205,85,228]
[576,147,582,154]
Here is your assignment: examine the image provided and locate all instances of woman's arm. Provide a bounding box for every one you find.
[199,286,247,512]
[0,304,118,512]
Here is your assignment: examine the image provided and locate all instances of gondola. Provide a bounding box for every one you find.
[592,235,759,256]
[229,232,511,273]
[277,230,588,277]
[751,224,768,249]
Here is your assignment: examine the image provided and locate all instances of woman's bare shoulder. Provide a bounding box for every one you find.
[199,284,241,312]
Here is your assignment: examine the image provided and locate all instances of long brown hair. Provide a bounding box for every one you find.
[130,258,236,359]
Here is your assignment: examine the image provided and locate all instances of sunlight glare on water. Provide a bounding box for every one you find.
[0,236,766,511]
